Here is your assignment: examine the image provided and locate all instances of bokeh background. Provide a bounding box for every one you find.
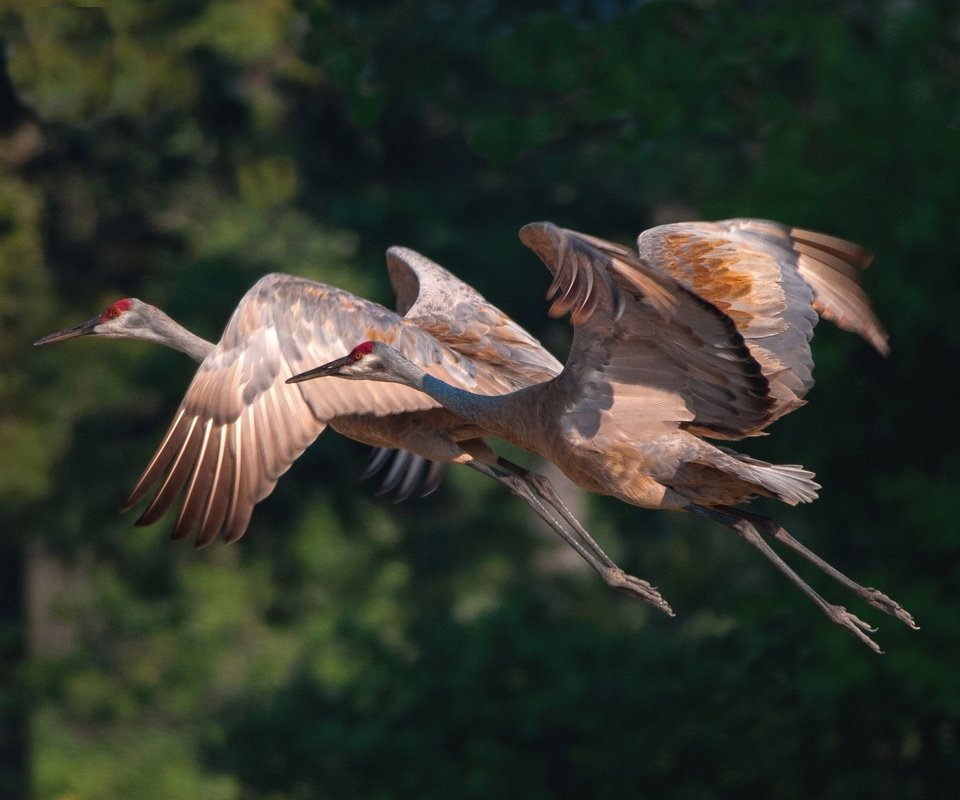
[2,1,959,798]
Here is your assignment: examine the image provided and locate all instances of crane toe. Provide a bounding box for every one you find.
[602,567,675,616]
[861,588,919,630]
[826,605,883,653]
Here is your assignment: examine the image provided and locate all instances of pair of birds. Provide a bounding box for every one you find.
[36,219,916,651]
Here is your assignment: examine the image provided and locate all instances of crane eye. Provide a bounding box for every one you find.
[99,299,132,322]
[352,349,364,361]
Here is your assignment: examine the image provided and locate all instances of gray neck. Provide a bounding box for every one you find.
[382,349,549,450]
[147,311,214,362]
[400,363,518,437]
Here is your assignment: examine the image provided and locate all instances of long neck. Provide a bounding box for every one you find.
[149,311,214,362]
[392,358,527,441]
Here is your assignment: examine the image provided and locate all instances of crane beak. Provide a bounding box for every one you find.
[33,316,101,346]
[286,355,351,384]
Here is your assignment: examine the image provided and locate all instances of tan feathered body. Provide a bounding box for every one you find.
[410,219,887,513]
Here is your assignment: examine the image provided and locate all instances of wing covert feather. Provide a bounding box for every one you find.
[387,246,562,387]
[520,223,773,441]
[636,218,888,422]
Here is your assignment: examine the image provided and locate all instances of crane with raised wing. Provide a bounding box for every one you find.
[35,292,442,499]
[288,219,916,652]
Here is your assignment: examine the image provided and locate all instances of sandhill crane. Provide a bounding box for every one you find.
[36,250,672,606]
[34,295,440,498]
[289,219,917,652]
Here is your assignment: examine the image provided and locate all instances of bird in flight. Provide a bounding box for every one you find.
[33,292,445,499]
[35,247,560,544]
[289,219,916,652]
[36,248,669,603]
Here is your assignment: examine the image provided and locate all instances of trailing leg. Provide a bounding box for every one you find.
[496,458,625,574]
[691,504,883,653]
[737,509,917,629]
[467,460,673,615]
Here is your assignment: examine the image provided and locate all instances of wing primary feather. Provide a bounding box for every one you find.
[221,416,245,541]
[548,250,582,318]
[223,406,259,543]
[570,256,596,325]
[223,501,254,545]
[792,241,861,281]
[362,447,395,481]
[196,424,231,548]
[252,390,281,484]
[172,418,216,541]
[378,451,411,495]
[135,416,202,526]
[791,227,873,268]
[393,455,427,502]
[535,231,624,323]
[796,255,889,354]
[420,461,446,497]
[123,408,188,511]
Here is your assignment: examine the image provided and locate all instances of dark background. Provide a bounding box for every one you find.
[2,1,958,798]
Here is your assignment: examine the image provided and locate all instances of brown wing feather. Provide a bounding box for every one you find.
[387,246,562,386]
[520,223,773,441]
[723,220,887,354]
[635,218,888,429]
[196,424,232,547]
[723,220,887,353]
[637,220,817,424]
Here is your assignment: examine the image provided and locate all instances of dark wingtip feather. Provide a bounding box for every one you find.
[362,447,396,482]
[420,461,446,497]
[363,447,446,502]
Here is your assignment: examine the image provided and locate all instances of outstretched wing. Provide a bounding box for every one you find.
[125,273,496,547]
[519,223,773,442]
[636,219,887,424]
[361,247,566,494]
[387,246,562,385]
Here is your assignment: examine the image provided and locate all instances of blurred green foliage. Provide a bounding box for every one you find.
[2,1,959,798]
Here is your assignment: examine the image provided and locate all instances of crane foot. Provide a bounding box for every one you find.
[860,587,919,630]
[602,567,675,616]
[827,604,883,653]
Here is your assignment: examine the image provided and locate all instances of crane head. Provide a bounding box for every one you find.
[287,340,397,384]
[34,298,146,345]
